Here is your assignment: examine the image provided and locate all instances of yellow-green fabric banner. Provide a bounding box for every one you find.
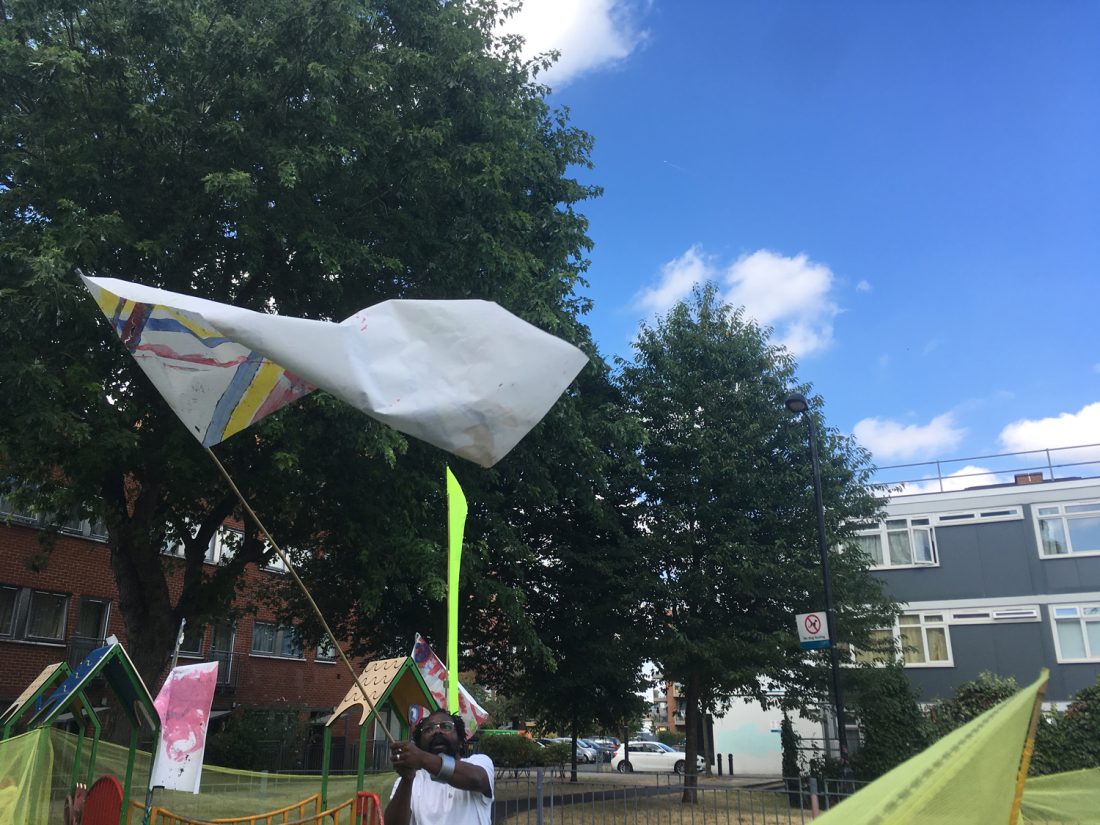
[814,671,1047,825]
[446,466,468,714]
[1021,767,1100,824]
[0,727,52,825]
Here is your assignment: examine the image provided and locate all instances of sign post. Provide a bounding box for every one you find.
[796,611,830,650]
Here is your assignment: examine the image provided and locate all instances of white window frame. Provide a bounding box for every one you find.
[858,612,953,668]
[856,517,939,570]
[1033,500,1100,559]
[1050,604,1100,663]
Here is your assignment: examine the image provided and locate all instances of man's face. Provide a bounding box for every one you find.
[419,713,460,757]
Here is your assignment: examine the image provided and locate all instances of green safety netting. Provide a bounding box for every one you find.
[814,672,1047,825]
[46,729,393,821]
[1020,767,1100,825]
[0,728,53,825]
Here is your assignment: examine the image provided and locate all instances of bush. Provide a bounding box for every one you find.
[927,672,1019,738]
[847,665,930,780]
[478,733,538,768]
[205,708,308,771]
[1031,677,1100,775]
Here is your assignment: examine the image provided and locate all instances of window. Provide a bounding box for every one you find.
[855,518,937,569]
[251,621,303,659]
[0,586,17,636]
[856,613,951,667]
[1051,605,1100,662]
[74,597,110,641]
[0,586,69,643]
[315,638,336,662]
[1035,501,1100,557]
[178,623,205,657]
[898,613,951,665]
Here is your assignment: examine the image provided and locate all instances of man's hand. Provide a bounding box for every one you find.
[390,739,435,779]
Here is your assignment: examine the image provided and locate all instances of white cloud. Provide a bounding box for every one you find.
[722,250,838,356]
[856,280,871,292]
[853,412,966,461]
[896,466,1007,495]
[496,0,646,88]
[632,247,841,357]
[633,245,709,315]
[999,402,1100,463]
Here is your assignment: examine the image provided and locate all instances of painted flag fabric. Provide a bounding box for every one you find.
[81,276,588,467]
[811,672,1047,825]
[446,467,468,715]
[150,662,218,794]
[411,634,488,738]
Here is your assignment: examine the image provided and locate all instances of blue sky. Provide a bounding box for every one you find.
[502,1,1100,490]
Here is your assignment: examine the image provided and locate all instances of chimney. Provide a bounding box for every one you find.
[1014,472,1043,485]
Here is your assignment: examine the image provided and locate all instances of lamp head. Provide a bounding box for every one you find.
[785,392,809,414]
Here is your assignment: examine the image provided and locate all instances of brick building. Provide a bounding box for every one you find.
[0,494,365,758]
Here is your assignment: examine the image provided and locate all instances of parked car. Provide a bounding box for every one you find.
[550,737,597,763]
[611,741,706,775]
[582,738,617,762]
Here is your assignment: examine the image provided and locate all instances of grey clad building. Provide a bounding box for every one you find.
[859,474,1100,705]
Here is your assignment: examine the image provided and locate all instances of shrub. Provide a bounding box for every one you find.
[847,665,930,780]
[477,733,541,769]
[927,672,1019,738]
[1031,677,1100,775]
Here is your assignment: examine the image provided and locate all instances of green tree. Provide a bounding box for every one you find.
[0,0,600,688]
[616,284,896,802]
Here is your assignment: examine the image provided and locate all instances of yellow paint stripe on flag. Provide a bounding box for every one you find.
[223,359,285,440]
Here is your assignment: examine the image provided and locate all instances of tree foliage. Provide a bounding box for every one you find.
[615,284,896,800]
[846,664,930,780]
[0,0,606,689]
[1030,677,1100,776]
[926,672,1020,739]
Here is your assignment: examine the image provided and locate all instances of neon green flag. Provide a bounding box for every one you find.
[813,671,1047,825]
[446,466,468,714]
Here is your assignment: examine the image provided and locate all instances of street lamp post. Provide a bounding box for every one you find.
[785,392,850,768]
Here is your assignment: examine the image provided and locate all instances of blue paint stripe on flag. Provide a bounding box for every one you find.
[203,354,264,446]
[142,316,234,347]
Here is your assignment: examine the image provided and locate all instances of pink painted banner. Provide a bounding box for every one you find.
[151,661,218,793]
[411,634,489,738]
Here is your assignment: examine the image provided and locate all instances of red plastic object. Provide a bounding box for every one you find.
[356,791,384,824]
[82,775,124,825]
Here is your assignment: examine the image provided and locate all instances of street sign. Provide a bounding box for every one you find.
[796,611,830,650]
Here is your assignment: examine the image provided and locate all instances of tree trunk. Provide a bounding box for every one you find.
[570,719,579,783]
[681,676,700,804]
[108,525,177,695]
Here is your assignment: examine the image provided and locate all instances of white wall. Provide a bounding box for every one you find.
[711,696,823,776]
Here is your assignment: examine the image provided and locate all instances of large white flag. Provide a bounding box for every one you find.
[81,276,588,467]
[150,661,219,794]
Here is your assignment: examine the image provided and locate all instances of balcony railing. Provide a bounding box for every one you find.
[873,442,1100,495]
[208,650,242,693]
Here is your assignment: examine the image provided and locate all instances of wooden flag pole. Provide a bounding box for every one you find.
[1008,668,1048,825]
[205,448,397,746]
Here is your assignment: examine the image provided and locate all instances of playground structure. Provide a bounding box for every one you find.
[0,647,439,824]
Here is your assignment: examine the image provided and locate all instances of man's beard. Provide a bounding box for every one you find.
[429,735,458,757]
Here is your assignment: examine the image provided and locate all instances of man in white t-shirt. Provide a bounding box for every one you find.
[385,710,494,825]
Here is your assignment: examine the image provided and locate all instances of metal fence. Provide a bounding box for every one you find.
[490,772,861,824]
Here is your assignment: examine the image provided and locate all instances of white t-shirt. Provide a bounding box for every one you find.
[390,753,495,825]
